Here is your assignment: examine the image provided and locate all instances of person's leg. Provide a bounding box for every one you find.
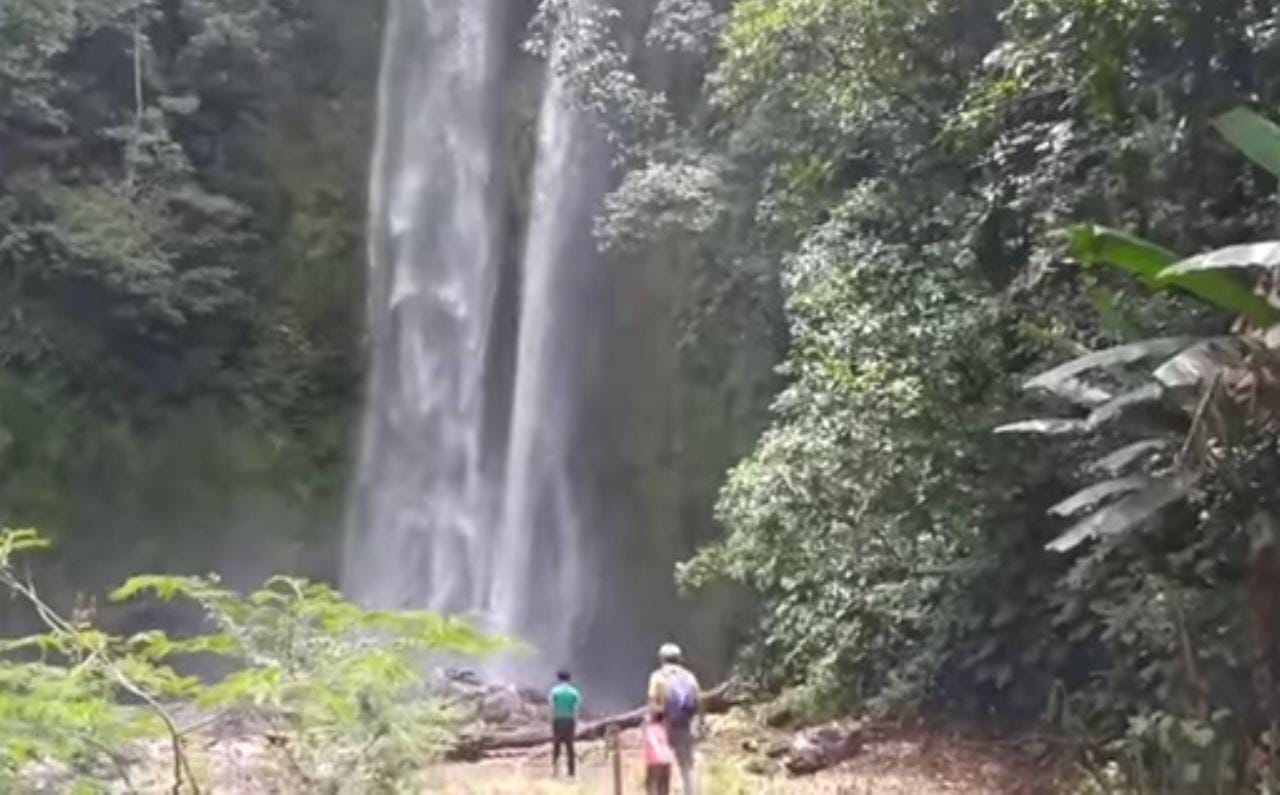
[551,731,562,775]
[670,729,697,795]
[566,720,576,777]
[647,765,671,795]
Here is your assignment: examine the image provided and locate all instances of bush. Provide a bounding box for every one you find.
[0,528,501,792]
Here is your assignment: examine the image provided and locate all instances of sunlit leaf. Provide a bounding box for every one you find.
[1161,241,1280,277]
[1086,383,1165,429]
[1069,224,1174,286]
[994,418,1090,436]
[1069,225,1280,324]
[1153,337,1249,390]
[1215,106,1280,180]
[1024,338,1195,393]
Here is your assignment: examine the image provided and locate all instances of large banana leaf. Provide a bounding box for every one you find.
[1161,242,1280,280]
[1153,337,1249,391]
[1053,378,1115,408]
[994,418,1090,436]
[1046,475,1192,553]
[1085,383,1164,429]
[1069,225,1174,288]
[1215,106,1280,180]
[1024,337,1194,394]
[1087,439,1171,475]
[1048,476,1149,518]
[1069,225,1280,326]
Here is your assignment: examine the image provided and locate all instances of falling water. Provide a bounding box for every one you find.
[345,0,613,680]
[488,57,612,667]
[344,0,505,616]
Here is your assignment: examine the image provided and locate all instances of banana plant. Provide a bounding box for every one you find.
[1000,107,1280,554]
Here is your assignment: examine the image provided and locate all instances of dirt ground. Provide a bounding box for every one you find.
[427,714,1072,794]
[33,709,1071,793]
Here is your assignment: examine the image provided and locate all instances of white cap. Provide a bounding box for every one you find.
[659,642,682,663]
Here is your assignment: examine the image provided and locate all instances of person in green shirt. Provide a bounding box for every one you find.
[549,670,582,777]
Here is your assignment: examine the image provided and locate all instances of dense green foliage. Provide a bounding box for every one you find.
[0,0,378,580]
[13,0,1280,788]
[540,0,1280,787]
[0,528,497,791]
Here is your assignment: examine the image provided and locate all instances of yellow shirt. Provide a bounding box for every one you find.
[647,663,700,716]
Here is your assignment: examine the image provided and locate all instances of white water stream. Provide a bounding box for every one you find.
[345,0,611,679]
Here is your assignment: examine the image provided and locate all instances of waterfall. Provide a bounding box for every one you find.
[345,0,505,615]
[345,0,613,681]
[487,56,612,667]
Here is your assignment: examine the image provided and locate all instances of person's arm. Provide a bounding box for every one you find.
[647,671,664,717]
[691,672,704,736]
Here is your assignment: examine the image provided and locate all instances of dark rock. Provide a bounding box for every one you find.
[783,723,863,776]
[446,667,483,687]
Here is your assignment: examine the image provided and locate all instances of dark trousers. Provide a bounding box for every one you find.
[552,717,576,776]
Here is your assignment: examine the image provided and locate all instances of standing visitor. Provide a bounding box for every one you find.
[647,643,701,794]
[643,712,674,795]
[549,669,581,777]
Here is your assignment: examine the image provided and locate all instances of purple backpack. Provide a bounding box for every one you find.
[664,671,697,728]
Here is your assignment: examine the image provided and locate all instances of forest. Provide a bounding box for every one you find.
[4,0,1280,792]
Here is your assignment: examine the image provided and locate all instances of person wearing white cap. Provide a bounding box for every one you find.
[646,642,701,794]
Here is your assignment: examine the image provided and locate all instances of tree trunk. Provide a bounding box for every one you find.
[446,681,743,761]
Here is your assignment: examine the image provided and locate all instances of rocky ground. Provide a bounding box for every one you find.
[14,671,1075,793]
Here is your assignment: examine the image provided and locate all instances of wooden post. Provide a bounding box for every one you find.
[608,725,623,795]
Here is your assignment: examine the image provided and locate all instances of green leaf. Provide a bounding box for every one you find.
[1215,106,1280,180]
[1020,322,1092,357]
[1069,225,1280,325]
[1069,224,1174,286]
[1087,287,1142,339]
[110,574,226,604]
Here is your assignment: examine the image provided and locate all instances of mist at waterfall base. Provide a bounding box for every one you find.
[342,0,723,708]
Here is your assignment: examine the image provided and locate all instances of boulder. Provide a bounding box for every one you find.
[479,687,526,725]
[783,723,863,776]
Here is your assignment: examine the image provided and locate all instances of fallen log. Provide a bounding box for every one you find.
[447,681,744,761]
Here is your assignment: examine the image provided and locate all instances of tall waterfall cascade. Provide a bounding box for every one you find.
[344,0,617,684]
